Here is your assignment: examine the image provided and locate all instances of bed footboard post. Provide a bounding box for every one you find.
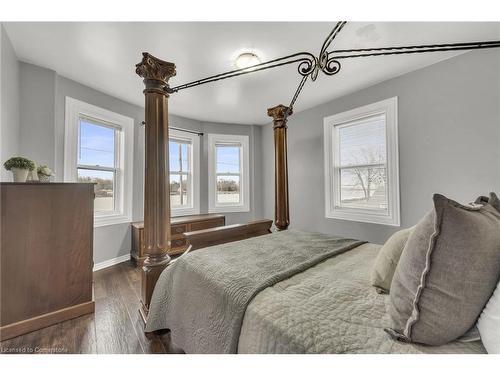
[136,53,176,324]
[267,104,293,231]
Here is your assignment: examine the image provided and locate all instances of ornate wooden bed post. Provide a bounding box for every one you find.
[267,104,293,231]
[135,53,176,323]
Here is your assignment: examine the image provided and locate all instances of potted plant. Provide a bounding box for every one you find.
[3,157,36,182]
[37,165,55,182]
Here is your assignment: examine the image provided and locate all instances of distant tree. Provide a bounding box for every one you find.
[217,179,239,192]
[169,178,188,194]
[170,180,180,194]
[349,147,385,201]
[78,176,113,197]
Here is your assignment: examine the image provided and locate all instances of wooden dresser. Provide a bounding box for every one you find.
[0,183,95,341]
[131,213,225,265]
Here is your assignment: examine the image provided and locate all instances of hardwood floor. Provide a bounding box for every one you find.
[0,261,183,354]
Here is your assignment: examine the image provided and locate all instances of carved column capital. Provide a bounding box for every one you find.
[267,104,292,129]
[136,52,176,94]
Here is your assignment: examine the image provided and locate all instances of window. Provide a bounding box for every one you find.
[169,129,200,216]
[64,97,134,227]
[77,118,118,213]
[323,97,400,226]
[208,134,250,213]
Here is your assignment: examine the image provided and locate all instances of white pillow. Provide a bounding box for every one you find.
[478,280,500,353]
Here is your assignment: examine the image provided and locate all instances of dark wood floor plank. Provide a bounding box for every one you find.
[119,262,184,354]
[1,262,177,354]
[110,263,166,354]
[93,267,144,354]
[71,314,98,354]
[121,261,142,297]
[0,313,97,354]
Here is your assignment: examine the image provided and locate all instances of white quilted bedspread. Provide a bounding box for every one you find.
[238,243,486,354]
[146,230,364,353]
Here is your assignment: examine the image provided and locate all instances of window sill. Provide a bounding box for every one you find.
[94,213,132,228]
[209,205,250,214]
[325,208,400,227]
[171,207,200,217]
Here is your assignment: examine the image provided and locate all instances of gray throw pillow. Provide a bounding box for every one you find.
[387,193,500,346]
[474,192,500,213]
[371,227,413,294]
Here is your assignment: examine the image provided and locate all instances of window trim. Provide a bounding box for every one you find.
[208,133,250,213]
[169,129,200,217]
[64,97,134,227]
[323,97,400,226]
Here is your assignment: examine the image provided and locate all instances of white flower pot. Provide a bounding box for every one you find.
[39,174,51,182]
[11,168,29,183]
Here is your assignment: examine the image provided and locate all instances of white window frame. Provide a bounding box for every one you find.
[323,97,400,226]
[208,133,250,213]
[169,129,200,217]
[64,97,134,227]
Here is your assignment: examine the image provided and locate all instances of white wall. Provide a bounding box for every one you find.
[19,63,56,166]
[0,24,20,181]
[261,49,500,244]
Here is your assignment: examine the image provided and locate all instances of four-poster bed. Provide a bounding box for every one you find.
[134,22,500,352]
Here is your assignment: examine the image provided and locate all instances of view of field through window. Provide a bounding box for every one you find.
[337,115,388,211]
[215,144,241,204]
[169,140,190,207]
[76,119,116,212]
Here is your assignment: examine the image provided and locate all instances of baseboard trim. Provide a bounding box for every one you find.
[0,301,95,341]
[93,254,130,272]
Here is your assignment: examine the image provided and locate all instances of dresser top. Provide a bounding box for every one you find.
[132,213,225,228]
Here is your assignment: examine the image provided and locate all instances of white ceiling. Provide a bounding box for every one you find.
[4,22,500,125]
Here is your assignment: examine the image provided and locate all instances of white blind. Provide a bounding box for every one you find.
[335,113,388,212]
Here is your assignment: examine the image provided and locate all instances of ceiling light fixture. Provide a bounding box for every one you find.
[235,52,261,69]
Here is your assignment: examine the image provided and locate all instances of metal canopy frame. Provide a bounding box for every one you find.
[166,21,500,121]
